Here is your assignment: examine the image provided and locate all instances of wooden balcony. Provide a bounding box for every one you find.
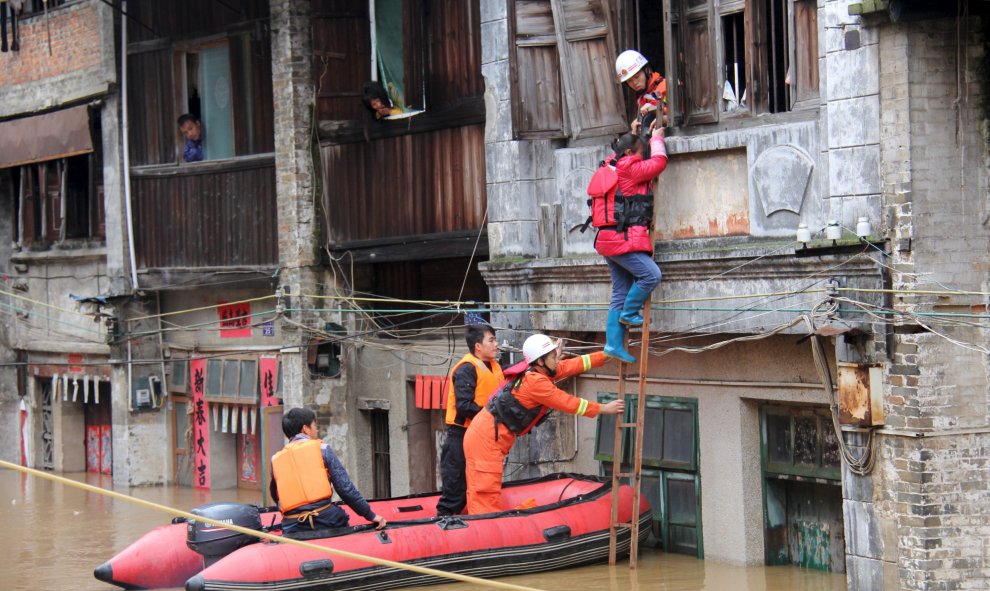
[129,155,278,283]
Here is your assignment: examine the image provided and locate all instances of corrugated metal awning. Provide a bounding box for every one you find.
[0,105,94,169]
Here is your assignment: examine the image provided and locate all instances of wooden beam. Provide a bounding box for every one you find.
[129,153,275,178]
[135,267,279,291]
[325,230,488,265]
[317,97,485,145]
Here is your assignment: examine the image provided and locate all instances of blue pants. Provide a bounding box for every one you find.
[281,501,350,533]
[606,252,662,311]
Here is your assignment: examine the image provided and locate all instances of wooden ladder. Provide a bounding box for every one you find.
[608,299,650,568]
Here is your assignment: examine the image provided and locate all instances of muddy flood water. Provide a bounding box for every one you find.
[1,469,846,591]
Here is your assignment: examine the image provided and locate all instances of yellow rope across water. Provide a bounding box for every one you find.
[0,460,545,591]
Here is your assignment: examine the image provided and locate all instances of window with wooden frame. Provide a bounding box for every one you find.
[663,0,819,127]
[173,33,274,162]
[312,0,483,126]
[203,356,259,404]
[169,355,189,394]
[761,405,840,481]
[596,393,703,557]
[5,154,106,248]
[508,0,628,140]
[595,393,698,470]
[370,409,392,498]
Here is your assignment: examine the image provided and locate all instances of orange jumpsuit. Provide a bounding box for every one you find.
[462,352,606,514]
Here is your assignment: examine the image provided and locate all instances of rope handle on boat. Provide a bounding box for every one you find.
[0,460,546,591]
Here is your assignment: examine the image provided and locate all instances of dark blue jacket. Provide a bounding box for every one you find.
[184,138,204,162]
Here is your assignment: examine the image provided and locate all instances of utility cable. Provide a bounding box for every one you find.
[128,295,277,323]
[0,286,97,319]
[0,300,107,339]
[802,314,877,475]
[0,460,545,591]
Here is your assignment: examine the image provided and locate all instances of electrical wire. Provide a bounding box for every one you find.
[0,286,98,319]
[127,295,277,323]
[803,313,877,475]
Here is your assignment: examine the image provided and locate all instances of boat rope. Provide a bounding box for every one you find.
[0,460,546,591]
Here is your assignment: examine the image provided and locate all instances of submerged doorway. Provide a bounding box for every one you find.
[761,405,844,572]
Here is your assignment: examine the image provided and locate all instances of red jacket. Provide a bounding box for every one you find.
[594,135,667,257]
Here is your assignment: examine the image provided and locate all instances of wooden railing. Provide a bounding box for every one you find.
[129,155,277,270]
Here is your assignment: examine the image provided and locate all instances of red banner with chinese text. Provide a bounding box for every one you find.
[259,356,280,407]
[218,301,251,338]
[190,358,211,489]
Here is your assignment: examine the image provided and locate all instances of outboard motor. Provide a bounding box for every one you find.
[186,503,263,566]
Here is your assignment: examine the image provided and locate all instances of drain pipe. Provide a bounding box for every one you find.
[120,0,139,291]
[369,0,377,82]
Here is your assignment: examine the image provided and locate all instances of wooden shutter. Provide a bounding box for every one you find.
[550,0,627,138]
[681,0,717,125]
[510,0,567,138]
[790,0,819,108]
[662,0,682,125]
[745,0,769,114]
[312,2,370,122]
[664,0,720,126]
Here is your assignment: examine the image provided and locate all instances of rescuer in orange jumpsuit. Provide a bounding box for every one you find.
[462,334,625,514]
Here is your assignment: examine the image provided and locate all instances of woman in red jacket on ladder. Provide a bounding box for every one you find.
[597,122,667,364]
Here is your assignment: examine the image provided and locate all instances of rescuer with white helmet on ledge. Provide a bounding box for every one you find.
[615,49,668,138]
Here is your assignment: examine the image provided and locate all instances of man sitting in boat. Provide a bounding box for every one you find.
[462,334,625,514]
[270,408,387,533]
[436,324,504,516]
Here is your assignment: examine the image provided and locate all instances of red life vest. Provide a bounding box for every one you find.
[584,157,654,235]
[586,158,620,230]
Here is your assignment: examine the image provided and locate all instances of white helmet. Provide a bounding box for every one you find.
[615,50,648,82]
[522,334,560,365]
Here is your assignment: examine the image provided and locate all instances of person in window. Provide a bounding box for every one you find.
[177,114,204,163]
[462,334,624,515]
[361,81,404,120]
[436,324,504,516]
[269,407,387,533]
[614,50,668,142]
[597,123,668,363]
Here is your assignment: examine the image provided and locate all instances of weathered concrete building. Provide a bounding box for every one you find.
[478,0,990,588]
[0,0,123,474]
[2,1,990,589]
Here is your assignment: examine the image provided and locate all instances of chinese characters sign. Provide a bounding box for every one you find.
[190,358,211,489]
[259,356,280,407]
[218,301,251,338]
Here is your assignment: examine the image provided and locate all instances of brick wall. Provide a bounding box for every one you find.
[0,2,101,87]
[870,15,990,591]
[0,1,115,119]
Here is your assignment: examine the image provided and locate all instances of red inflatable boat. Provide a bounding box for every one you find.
[93,508,284,589]
[95,473,651,591]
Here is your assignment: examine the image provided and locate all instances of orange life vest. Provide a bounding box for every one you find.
[445,354,504,428]
[271,439,334,513]
[640,72,668,116]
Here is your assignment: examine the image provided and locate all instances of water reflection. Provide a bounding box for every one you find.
[0,469,845,591]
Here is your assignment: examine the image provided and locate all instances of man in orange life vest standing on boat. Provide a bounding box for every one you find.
[270,407,387,533]
[435,324,504,516]
[462,334,624,514]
